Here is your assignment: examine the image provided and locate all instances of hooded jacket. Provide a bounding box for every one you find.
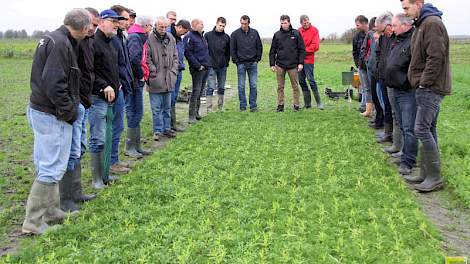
[77,35,94,109]
[385,28,414,90]
[298,25,320,64]
[204,27,231,69]
[230,27,263,64]
[146,30,178,93]
[269,25,306,70]
[127,24,148,86]
[183,30,211,70]
[169,24,186,71]
[112,29,134,95]
[409,3,451,95]
[92,28,119,103]
[30,25,80,124]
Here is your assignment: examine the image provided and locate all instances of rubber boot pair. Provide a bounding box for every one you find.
[413,148,443,192]
[59,165,97,212]
[384,124,403,154]
[22,181,66,235]
[125,127,152,158]
[91,152,118,189]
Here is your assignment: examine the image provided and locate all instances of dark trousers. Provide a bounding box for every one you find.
[414,88,443,155]
[395,89,418,168]
[379,79,393,124]
[189,68,208,117]
[369,73,383,126]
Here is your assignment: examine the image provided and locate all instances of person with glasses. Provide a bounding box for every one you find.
[88,9,124,189]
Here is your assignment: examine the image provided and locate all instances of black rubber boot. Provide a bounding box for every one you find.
[59,170,80,212]
[413,149,443,192]
[72,165,96,203]
[302,90,312,109]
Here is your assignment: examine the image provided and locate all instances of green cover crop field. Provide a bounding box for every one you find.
[1,40,469,262]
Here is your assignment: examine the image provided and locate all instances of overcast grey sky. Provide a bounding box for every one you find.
[2,0,469,37]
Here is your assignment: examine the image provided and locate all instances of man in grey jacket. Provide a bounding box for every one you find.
[146,17,178,141]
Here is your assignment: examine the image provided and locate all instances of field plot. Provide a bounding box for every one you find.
[1,41,469,262]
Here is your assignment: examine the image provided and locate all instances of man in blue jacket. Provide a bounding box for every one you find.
[230,15,263,112]
[184,19,211,123]
[23,8,90,235]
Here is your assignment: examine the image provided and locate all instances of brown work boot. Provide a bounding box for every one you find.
[110,163,130,175]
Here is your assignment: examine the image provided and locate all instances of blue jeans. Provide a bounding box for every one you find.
[149,92,172,134]
[111,89,125,165]
[67,103,85,171]
[369,72,383,126]
[298,63,322,105]
[395,89,418,168]
[171,71,183,107]
[237,62,258,110]
[415,88,443,154]
[378,79,393,124]
[89,95,110,154]
[27,106,72,184]
[207,67,227,96]
[376,81,385,110]
[81,108,89,157]
[126,81,144,129]
[359,69,371,105]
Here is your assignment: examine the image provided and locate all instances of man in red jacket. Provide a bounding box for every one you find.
[298,15,323,110]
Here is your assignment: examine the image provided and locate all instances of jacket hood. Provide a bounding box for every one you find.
[417,3,443,24]
[128,24,146,34]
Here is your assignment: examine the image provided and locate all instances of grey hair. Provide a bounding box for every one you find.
[156,16,167,26]
[64,8,91,31]
[300,15,309,24]
[136,15,154,26]
[376,12,393,26]
[394,13,413,26]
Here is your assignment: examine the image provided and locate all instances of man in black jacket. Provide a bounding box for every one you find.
[352,15,369,113]
[58,7,99,213]
[22,8,90,235]
[230,15,263,111]
[205,17,230,111]
[110,5,133,175]
[376,12,397,145]
[269,15,306,112]
[89,9,123,189]
[385,14,416,177]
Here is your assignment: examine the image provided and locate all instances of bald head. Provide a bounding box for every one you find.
[191,19,204,33]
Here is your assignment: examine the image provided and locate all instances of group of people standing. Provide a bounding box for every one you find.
[22,5,325,235]
[21,0,450,236]
[353,0,451,193]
